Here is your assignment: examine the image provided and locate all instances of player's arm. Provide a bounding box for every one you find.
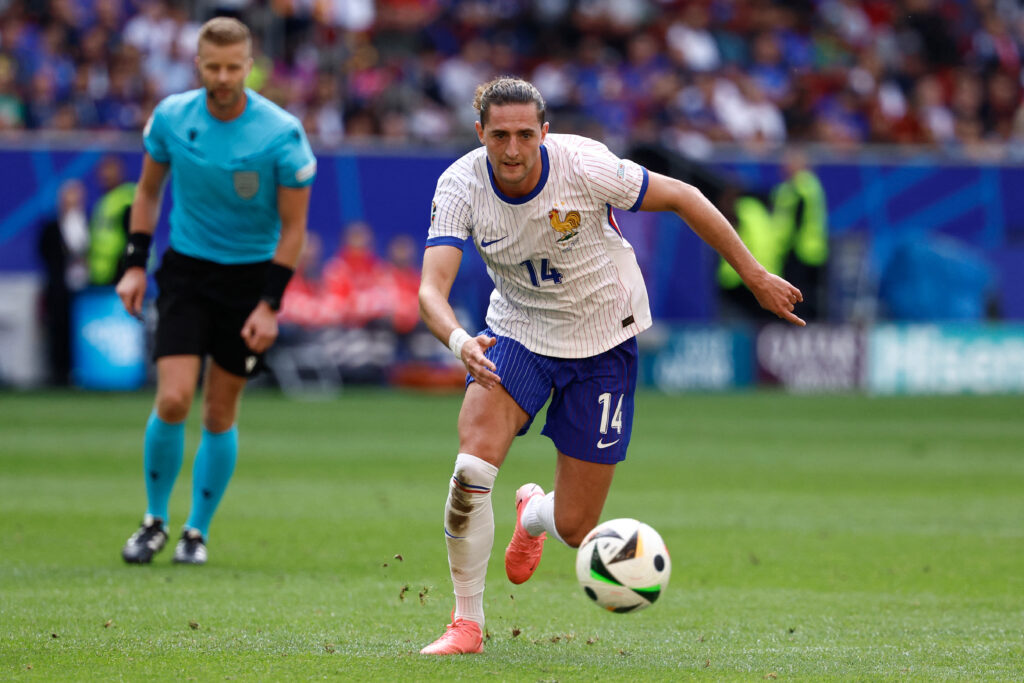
[115,153,169,316]
[241,185,312,354]
[640,171,805,326]
[419,245,500,388]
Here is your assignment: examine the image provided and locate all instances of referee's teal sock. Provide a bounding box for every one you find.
[185,426,238,538]
[143,411,185,528]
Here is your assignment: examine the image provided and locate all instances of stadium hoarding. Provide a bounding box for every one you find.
[71,286,146,390]
[867,323,1024,395]
[757,323,867,393]
[640,324,754,392]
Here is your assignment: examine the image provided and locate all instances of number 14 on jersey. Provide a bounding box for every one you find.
[520,259,563,287]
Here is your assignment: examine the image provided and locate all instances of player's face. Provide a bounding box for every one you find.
[475,103,548,197]
[196,40,252,120]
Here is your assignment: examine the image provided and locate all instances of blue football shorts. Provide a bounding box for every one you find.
[466,328,638,464]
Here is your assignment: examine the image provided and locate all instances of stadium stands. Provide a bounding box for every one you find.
[1,0,1021,158]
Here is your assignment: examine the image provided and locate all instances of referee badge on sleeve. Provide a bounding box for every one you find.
[233,171,259,199]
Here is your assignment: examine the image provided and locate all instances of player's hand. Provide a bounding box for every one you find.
[241,300,279,353]
[115,267,147,319]
[748,271,806,327]
[461,334,501,389]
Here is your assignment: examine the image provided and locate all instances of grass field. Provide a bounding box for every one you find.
[1,388,1022,681]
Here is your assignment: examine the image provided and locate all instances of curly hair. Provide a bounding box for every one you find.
[473,77,546,126]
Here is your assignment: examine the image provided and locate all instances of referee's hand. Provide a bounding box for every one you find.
[116,267,147,318]
[241,301,279,353]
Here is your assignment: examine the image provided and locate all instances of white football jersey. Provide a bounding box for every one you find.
[427,133,653,358]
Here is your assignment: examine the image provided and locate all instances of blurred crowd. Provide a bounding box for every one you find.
[3,0,1024,158]
[277,221,422,334]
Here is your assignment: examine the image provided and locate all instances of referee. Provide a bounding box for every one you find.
[117,17,316,565]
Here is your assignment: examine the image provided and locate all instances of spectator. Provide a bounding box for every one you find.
[0,55,24,129]
[279,232,331,327]
[382,233,421,334]
[322,220,391,327]
[2,0,1022,156]
[87,156,135,286]
[38,179,90,386]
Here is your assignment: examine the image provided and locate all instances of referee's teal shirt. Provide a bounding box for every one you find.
[143,88,317,264]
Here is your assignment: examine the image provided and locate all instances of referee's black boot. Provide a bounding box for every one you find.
[121,515,168,564]
[172,528,208,565]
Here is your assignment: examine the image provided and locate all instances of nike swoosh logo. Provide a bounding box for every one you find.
[481,236,508,247]
[596,438,620,449]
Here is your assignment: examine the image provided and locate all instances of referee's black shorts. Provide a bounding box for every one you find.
[153,248,271,377]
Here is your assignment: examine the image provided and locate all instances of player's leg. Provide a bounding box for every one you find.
[122,355,201,563]
[547,454,615,547]
[422,332,553,655]
[173,259,264,564]
[513,337,638,566]
[420,381,527,655]
[176,360,246,565]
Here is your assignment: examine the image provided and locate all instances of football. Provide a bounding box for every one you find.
[575,518,671,613]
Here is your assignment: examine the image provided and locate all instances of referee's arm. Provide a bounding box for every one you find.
[271,185,312,271]
[116,153,168,316]
[240,184,311,353]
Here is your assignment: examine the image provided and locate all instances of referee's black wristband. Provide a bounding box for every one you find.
[123,232,152,270]
[260,262,294,312]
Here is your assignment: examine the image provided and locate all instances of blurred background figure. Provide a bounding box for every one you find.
[382,233,421,335]
[774,148,828,321]
[37,179,89,386]
[278,231,329,327]
[88,155,135,286]
[322,220,390,328]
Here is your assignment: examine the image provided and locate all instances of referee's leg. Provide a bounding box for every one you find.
[146,355,202,522]
[181,360,246,543]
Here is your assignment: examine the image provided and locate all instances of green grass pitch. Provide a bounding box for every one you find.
[1,389,1022,680]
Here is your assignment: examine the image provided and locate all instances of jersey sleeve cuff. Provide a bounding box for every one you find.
[143,140,169,164]
[628,167,650,213]
[425,236,467,250]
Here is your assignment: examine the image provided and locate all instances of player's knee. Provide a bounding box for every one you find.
[155,389,192,423]
[202,404,237,433]
[451,453,497,488]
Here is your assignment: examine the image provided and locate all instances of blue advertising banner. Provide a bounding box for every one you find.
[71,287,146,390]
[867,324,1024,394]
[641,325,754,392]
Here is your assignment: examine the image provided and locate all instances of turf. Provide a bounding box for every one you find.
[1,389,1022,681]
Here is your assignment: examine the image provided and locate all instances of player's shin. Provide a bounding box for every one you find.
[185,425,238,537]
[444,453,498,628]
[143,410,186,526]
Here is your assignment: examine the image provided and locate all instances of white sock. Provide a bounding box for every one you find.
[445,453,498,628]
[455,592,485,628]
[522,491,566,545]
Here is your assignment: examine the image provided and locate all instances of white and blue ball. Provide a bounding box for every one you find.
[575,518,671,613]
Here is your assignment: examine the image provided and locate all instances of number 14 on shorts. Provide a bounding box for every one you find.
[597,392,623,448]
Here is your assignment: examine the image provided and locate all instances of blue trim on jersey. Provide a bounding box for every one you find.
[628,167,650,212]
[486,145,550,205]
[606,204,622,236]
[426,236,468,250]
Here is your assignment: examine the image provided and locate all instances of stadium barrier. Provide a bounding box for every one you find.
[642,322,1024,395]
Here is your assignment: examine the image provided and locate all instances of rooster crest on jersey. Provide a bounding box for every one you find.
[548,208,581,242]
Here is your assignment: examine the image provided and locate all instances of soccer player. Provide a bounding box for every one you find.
[117,17,316,565]
[418,77,804,654]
